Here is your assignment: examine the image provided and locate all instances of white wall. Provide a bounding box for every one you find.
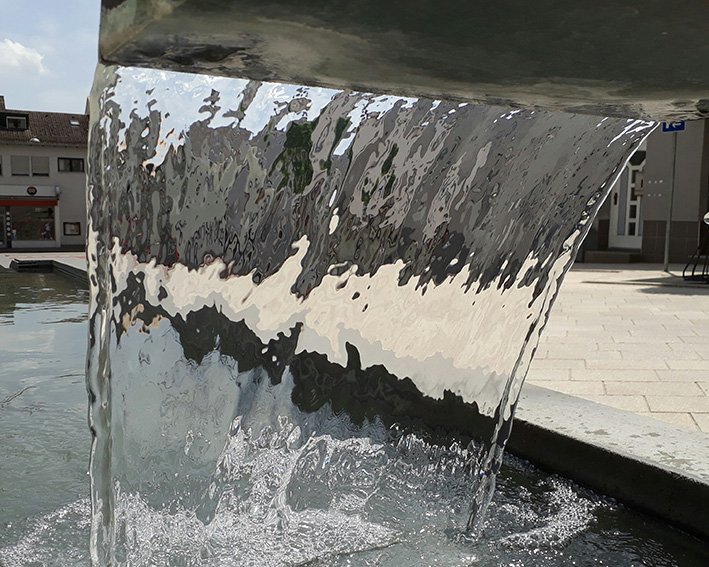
[643,121,707,223]
[0,143,87,247]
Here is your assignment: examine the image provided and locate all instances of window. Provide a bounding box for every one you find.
[31,156,49,176]
[5,115,27,130]
[11,155,51,176]
[11,155,30,176]
[58,157,85,173]
[10,206,55,241]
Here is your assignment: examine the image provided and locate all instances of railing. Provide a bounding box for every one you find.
[683,220,709,282]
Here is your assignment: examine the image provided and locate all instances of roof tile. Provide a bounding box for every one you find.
[0,106,88,147]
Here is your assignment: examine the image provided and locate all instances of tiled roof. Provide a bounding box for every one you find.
[0,104,88,147]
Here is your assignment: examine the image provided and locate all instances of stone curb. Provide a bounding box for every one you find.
[512,384,709,541]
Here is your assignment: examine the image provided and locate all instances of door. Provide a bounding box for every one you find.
[609,147,646,249]
[0,207,6,248]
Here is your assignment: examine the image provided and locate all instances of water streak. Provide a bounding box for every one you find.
[86,63,653,565]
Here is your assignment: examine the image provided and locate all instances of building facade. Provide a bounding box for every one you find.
[0,96,88,250]
[582,119,709,263]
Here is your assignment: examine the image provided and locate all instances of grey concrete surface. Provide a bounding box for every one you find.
[512,383,709,540]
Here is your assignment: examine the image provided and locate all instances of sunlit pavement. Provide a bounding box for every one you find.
[527,264,709,433]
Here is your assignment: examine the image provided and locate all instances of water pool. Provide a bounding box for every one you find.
[0,269,706,566]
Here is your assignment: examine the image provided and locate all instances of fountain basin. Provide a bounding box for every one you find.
[1,269,708,566]
[79,2,709,563]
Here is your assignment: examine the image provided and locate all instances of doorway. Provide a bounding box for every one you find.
[609,146,646,249]
[0,207,6,248]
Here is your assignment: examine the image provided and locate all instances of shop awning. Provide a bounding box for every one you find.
[0,199,58,207]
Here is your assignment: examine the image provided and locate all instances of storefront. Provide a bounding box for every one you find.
[0,185,60,249]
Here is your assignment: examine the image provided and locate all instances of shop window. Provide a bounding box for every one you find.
[58,157,85,173]
[11,155,30,176]
[11,206,55,241]
[31,156,50,176]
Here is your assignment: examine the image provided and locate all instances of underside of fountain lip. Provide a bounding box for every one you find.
[98,0,709,121]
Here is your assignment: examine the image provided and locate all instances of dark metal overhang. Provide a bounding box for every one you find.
[98,0,709,120]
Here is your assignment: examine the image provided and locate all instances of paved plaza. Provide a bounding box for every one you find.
[527,264,709,433]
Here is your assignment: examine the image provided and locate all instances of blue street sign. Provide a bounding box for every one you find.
[662,121,685,132]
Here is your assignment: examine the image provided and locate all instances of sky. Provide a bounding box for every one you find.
[0,0,100,114]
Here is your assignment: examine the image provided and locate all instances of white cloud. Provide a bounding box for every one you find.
[0,38,46,74]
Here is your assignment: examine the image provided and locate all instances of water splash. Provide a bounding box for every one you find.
[86,63,653,565]
[7,455,692,567]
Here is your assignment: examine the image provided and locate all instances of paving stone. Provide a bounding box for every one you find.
[613,335,685,344]
[525,368,571,381]
[535,347,599,360]
[540,330,568,338]
[613,343,674,353]
[669,343,706,354]
[597,342,626,351]
[601,326,635,334]
[636,412,700,431]
[623,326,676,336]
[541,333,609,343]
[551,324,607,333]
[646,396,709,413]
[579,350,622,360]
[691,413,709,433]
[529,358,586,369]
[528,380,604,396]
[655,370,709,382]
[688,327,709,337]
[571,369,658,382]
[548,341,600,351]
[666,360,709,370]
[586,358,668,370]
[679,335,709,344]
[620,350,700,360]
[604,381,703,396]
[580,394,650,412]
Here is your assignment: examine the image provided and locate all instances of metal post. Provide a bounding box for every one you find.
[663,131,678,271]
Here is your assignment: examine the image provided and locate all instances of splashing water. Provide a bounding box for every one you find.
[84,63,653,565]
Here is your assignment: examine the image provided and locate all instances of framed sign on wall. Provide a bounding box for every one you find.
[63,222,81,236]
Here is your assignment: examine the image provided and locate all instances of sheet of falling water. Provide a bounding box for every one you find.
[85,64,653,566]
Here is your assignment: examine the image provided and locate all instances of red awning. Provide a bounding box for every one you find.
[0,199,58,207]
